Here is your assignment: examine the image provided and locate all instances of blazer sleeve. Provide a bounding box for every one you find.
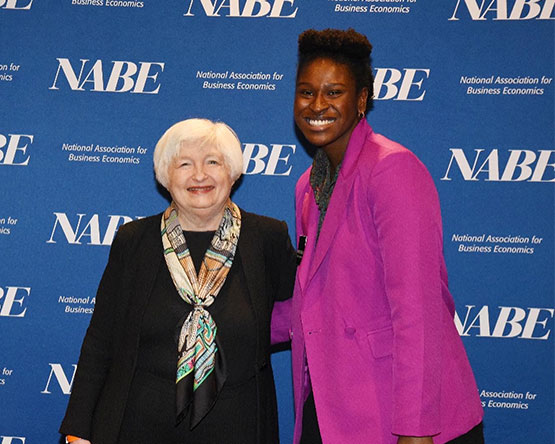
[368,150,444,437]
[59,227,128,439]
[271,299,292,345]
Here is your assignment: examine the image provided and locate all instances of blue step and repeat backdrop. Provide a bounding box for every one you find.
[1,1,553,443]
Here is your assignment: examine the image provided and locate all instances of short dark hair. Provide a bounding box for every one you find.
[297,28,374,113]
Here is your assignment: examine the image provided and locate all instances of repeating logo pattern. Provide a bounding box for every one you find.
[1,3,553,444]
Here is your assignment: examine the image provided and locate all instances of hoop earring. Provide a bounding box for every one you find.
[358,111,365,119]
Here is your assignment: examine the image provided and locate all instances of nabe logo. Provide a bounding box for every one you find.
[455,305,554,339]
[441,148,555,182]
[242,143,296,175]
[0,134,33,166]
[449,0,555,20]
[373,68,429,101]
[50,58,164,94]
[47,213,140,246]
[184,0,298,17]
[0,286,30,318]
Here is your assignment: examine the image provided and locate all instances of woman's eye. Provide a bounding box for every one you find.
[298,89,313,97]
[207,159,220,165]
[328,89,342,96]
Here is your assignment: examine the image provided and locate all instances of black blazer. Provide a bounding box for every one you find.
[60,210,296,444]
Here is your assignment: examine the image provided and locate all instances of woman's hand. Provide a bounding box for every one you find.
[397,437,434,444]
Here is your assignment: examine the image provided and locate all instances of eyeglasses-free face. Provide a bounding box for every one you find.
[294,57,368,166]
[167,144,233,230]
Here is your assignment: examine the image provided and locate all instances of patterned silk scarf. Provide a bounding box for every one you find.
[310,149,342,238]
[161,199,241,428]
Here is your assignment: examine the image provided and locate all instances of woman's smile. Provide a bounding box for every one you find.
[305,118,337,128]
[187,185,215,193]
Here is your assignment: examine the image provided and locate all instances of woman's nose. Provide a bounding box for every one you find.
[309,92,328,113]
[192,165,207,180]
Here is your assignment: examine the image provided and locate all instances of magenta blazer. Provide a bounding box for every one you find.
[272,120,483,444]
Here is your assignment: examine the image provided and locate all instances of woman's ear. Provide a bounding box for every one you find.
[358,87,369,113]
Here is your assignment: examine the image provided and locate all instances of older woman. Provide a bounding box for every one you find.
[272,29,484,444]
[60,118,296,444]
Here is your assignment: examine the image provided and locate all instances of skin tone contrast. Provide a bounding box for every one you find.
[167,143,234,231]
[294,57,368,176]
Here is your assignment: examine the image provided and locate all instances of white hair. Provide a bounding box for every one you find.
[153,118,244,189]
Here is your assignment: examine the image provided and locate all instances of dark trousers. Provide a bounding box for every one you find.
[299,391,322,444]
[447,422,484,444]
[299,391,484,444]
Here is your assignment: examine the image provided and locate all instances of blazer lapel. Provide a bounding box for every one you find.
[296,190,319,292]
[306,173,356,284]
[306,120,371,284]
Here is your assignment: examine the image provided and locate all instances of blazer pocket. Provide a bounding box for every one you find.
[367,326,393,359]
